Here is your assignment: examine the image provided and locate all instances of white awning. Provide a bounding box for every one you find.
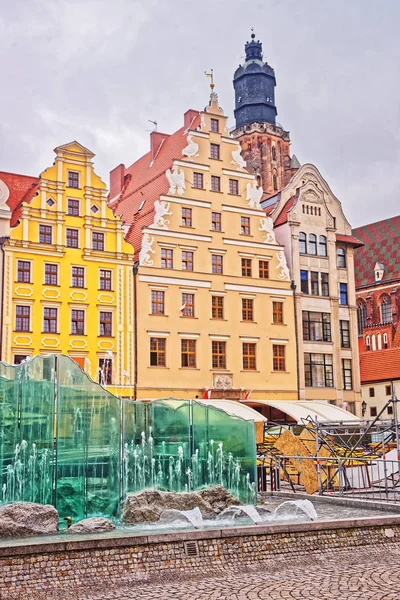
[155,398,267,423]
[245,400,359,424]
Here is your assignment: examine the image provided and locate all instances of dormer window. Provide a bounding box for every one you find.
[374,262,385,282]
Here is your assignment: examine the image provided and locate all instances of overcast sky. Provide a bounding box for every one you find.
[1,0,399,227]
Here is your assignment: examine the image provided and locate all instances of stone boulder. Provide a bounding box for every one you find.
[0,502,58,539]
[66,517,116,534]
[122,485,241,525]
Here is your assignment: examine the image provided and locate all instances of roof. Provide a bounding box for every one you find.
[336,233,364,248]
[155,398,266,423]
[274,195,297,226]
[0,171,40,227]
[353,215,400,288]
[246,400,359,423]
[360,348,400,384]
[110,114,200,258]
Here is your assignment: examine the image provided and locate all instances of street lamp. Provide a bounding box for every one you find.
[361,400,367,417]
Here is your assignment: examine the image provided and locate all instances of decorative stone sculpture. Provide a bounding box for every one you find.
[182,134,199,158]
[231,146,247,170]
[66,517,115,534]
[150,200,172,230]
[276,250,291,281]
[139,233,155,267]
[246,182,263,209]
[259,216,276,244]
[166,165,186,196]
[0,180,10,205]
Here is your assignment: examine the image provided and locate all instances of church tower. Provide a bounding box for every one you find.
[231,32,299,195]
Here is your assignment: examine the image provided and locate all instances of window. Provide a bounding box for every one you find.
[337,248,346,268]
[211,176,221,192]
[210,143,220,160]
[241,258,252,277]
[212,341,226,369]
[15,306,30,332]
[161,248,173,269]
[150,337,166,366]
[388,406,394,415]
[386,384,392,396]
[273,345,286,371]
[181,339,196,368]
[365,335,370,351]
[321,273,329,297]
[242,298,254,321]
[71,309,85,335]
[43,307,57,333]
[211,212,221,231]
[212,296,224,319]
[384,333,388,349]
[39,224,52,244]
[99,358,112,385]
[181,293,194,317]
[370,407,377,417]
[302,312,331,342]
[45,263,58,285]
[99,312,112,336]
[72,266,85,288]
[357,301,367,335]
[193,172,203,189]
[304,353,333,387]
[381,295,392,324]
[308,234,317,255]
[210,118,219,133]
[273,173,278,191]
[67,199,80,216]
[311,272,319,296]
[272,146,276,160]
[182,251,194,271]
[339,283,348,305]
[212,254,223,274]
[273,302,283,324]
[151,290,165,315]
[259,260,269,279]
[92,232,104,251]
[229,179,239,195]
[181,207,192,227]
[14,355,28,365]
[342,359,352,390]
[369,387,375,397]
[243,343,256,370]
[17,261,30,283]
[300,270,309,294]
[99,269,112,291]
[241,216,250,235]
[66,228,79,248]
[340,320,351,348]
[67,171,79,188]
[46,198,55,207]
[319,235,327,257]
[299,232,307,254]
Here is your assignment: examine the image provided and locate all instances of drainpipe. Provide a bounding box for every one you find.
[133,261,139,401]
[291,280,301,401]
[0,237,9,362]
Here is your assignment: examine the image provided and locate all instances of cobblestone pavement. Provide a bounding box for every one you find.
[59,543,400,600]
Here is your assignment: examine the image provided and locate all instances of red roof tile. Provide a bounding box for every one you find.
[110,114,201,259]
[353,216,400,288]
[336,234,364,248]
[274,195,297,226]
[0,172,40,227]
[360,348,400,383]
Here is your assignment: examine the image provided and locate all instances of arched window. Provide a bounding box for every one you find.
[319,235,327,257]
[273,173,278,191]
[309,233,317,255]
[372,335,376,351]
[383,333,388,349]
[357,300,367,335]
[381,295,392,323]
[365,335,370,351]
[337,248,346,268]
[272,146,276,160]
[377,334,382,350]
[299,232,307,254]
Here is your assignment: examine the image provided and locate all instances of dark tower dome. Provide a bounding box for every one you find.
[233,32,277,128]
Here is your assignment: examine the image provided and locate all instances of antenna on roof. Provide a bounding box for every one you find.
[147,119,158,132]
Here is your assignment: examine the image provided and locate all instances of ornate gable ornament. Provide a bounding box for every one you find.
[0,180,10,206]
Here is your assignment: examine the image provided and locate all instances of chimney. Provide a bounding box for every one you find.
[109,164,125,201]
[150,131,169,161]
[184,109,199,130]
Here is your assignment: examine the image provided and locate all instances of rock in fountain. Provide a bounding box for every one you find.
[66,517,116,534]
[159,507,204,529]
[0,502,58,538]
[122,485,241,524]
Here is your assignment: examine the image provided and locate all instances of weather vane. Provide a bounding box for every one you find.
[204,69,215,90]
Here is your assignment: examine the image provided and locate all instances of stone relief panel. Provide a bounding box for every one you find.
[139,233,155,266]
[212,374,233,389]
[259,216,277,244]
[182,135,199,158]
[231,147,247,170]
[246,182,263,209]
[276,250,291,281]
[166,166,186,196]
[149,200,172,230]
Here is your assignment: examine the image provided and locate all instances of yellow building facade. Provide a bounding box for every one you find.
[1,142,134,396]
[111,93,298,401]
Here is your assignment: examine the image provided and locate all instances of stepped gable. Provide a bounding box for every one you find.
[353,215,400,288]
[0,171,40,226]
[360,348,400,383]
[109,113,201,258]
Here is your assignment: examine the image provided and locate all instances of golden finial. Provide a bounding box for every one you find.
[204,69,215,89]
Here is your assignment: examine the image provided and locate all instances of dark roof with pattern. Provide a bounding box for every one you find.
[353,216,400,288]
